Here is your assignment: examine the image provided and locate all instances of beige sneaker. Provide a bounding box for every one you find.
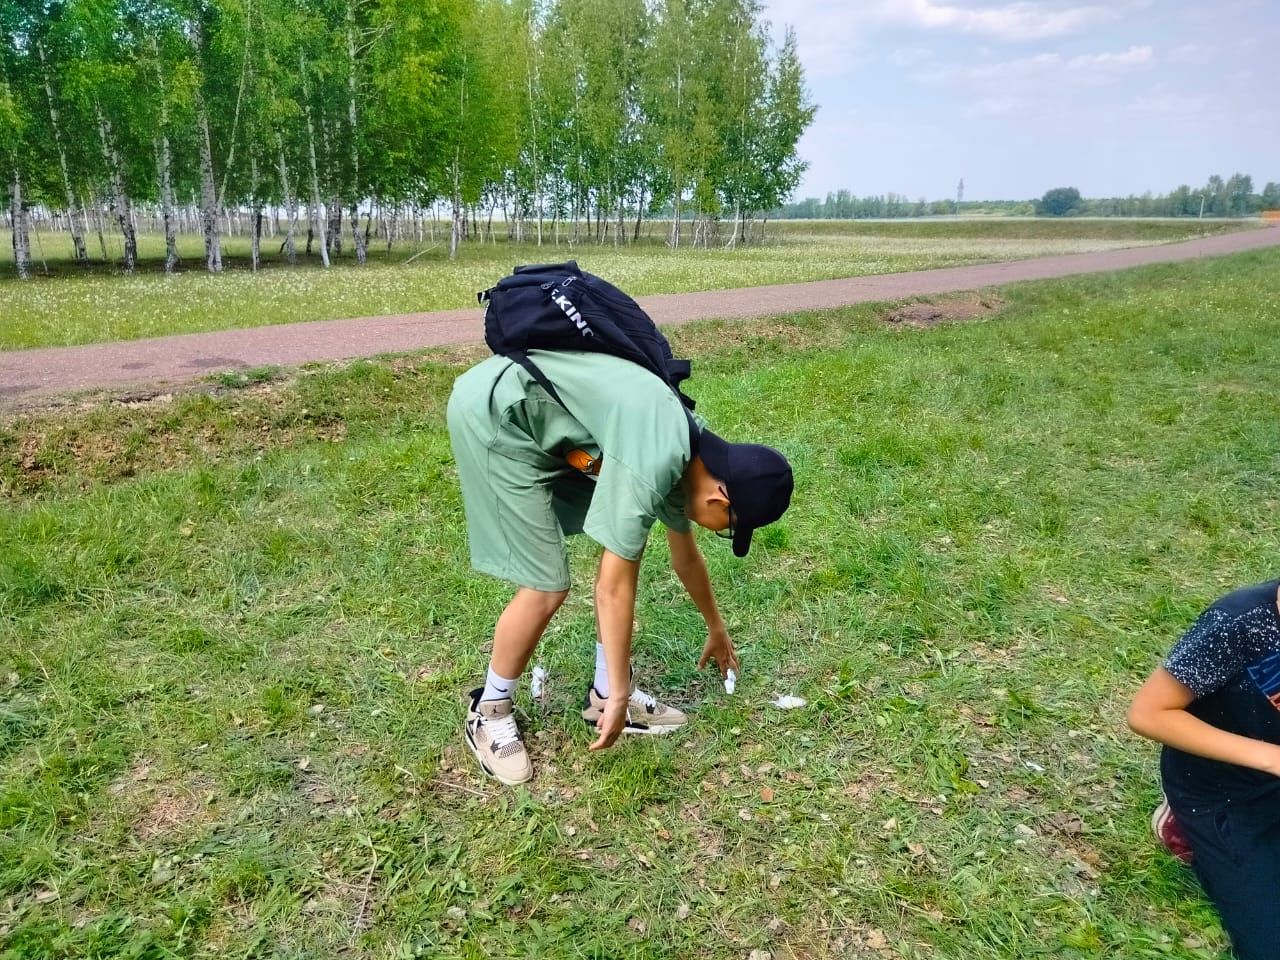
[581,684,688,734]
[464,689,533,785]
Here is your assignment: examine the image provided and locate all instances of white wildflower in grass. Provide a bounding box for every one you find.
[0,220,1256,350]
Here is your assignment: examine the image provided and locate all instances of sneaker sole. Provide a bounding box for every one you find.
[1151,799,1171,840]
[464,722,533,786]
[581,717,684,735]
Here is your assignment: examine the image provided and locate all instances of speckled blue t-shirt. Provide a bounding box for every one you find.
[1161,579,1280,814]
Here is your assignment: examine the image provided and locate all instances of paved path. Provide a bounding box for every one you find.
[3,224,1278,408]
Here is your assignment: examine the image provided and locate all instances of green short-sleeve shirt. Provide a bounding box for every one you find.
[446,350,695,591]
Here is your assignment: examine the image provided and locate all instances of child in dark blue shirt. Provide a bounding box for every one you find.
[1129,580,1280,960]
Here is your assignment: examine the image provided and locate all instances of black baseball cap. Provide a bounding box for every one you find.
[698,430,794,557]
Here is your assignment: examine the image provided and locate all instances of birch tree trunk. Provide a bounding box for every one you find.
[275,139,298,264]
[91,192,108,261]
[250,154,262,271]
[724,199,740,250]
[449,152,463,260]
[345,0,368,265]
[195,90,222,272]
[300,54,331,267]
[150,42,179,273]
[95,107,138,272]
[328,196,343,257]
[37,41,87,265]
[154,136,179,273]
[10,172,30,280]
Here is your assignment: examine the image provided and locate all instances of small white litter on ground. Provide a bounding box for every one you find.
[724,669,737,695]
[530,665,547,700]
[771,695,806,709]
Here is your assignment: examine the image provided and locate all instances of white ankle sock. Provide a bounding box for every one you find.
[593,644,625,697]
[481,666,518,703]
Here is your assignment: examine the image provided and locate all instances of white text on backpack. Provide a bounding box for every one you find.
[552,289,595,338]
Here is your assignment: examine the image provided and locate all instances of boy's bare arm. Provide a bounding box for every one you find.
[666,528,738,677]
[1128,667,1280,775]
[591,550,641,751]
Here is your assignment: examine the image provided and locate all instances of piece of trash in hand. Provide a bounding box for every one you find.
[724,669,737,695]
[772,695,806,709]
[531,665,547,701]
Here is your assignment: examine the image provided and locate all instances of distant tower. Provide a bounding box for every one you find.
[956,178,965,215]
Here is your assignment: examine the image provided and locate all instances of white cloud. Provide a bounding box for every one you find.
[890,46,934,66]
[869,0,1117,41]
[1167,43,1213,65]
[761,0,1121,78]
[966,96,1023,116]
[1128,92,1210,114]
[917,45,1153,86]
[1068,45,1152,69]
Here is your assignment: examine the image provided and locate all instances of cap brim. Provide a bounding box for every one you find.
[731,527,753,558]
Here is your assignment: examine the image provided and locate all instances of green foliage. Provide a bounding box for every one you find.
[0,0,817,275]
[1036,187,1083,217]
[777,172,1280,220]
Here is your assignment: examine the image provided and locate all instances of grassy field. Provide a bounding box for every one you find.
[0,219,1256,350]
[4,247,1280,958]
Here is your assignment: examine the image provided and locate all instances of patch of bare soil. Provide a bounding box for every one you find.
[881,293,1005,329]
[110,759,217,841]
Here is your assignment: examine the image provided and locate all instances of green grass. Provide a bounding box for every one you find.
[4,248,1280,957]
[0,219,1255,350]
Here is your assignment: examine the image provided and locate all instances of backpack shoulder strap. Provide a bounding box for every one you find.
[507,350,567,409]
[511,350,700,464]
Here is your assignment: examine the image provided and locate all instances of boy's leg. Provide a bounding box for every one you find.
[580,552,688,735]
[1173,798,1280,960]
[491,588,569,680]
[449,388,573,785]
[465,587,568,786]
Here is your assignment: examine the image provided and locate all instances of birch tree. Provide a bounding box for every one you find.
[0,61,31,279]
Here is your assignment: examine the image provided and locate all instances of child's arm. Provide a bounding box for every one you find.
[590,549,641,751]
[666,528,739,677]
[1128,667,1280,775]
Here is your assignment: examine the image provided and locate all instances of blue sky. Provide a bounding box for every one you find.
[758,0,1280,202]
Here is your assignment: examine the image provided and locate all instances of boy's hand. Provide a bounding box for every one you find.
[589,698,630,751]
[698,625,739,678]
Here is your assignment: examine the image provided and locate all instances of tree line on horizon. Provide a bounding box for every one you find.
[774,173,1280,220]
[0,0,815,279]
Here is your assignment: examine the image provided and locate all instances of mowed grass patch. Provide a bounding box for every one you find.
[3,249,1279,958]
[0,219,1253,350]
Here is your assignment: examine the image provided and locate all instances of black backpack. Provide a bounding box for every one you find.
[479,261,699,448]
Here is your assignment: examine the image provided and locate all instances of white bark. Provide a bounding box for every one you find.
[95,106,138,272]
[301,54,331,268]
[10,172,31,280]
[346,0,367,265]
[275,139,298,265]
[151,41,179,274]
[37,42,87,264]
[250,154,261,271]
[449,153,463,260]
[195,92,222,272]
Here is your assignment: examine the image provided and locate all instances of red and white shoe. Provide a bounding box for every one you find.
[1152,797,1194,865]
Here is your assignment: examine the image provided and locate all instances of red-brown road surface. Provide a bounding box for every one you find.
[3,224,1278,409]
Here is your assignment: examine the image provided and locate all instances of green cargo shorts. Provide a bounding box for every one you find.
[447,392,593,592]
